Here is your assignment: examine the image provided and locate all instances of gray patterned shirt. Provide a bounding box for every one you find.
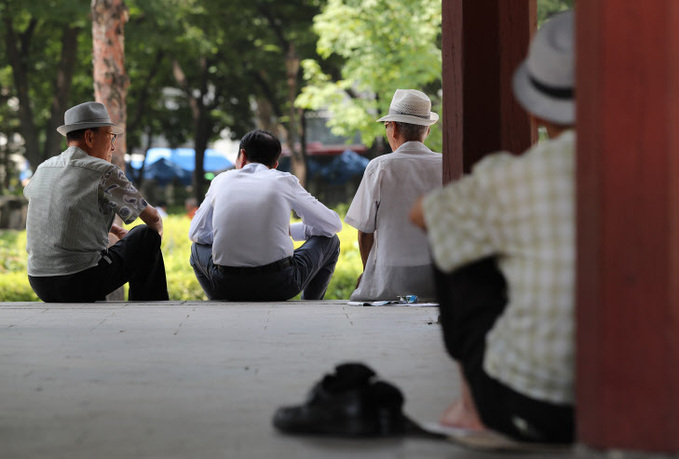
[24,146,147,276]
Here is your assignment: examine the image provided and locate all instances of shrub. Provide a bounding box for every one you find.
[0,210,362,302]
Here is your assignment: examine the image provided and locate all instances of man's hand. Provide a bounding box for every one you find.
[110,224,129,240]
[139,205,164,237]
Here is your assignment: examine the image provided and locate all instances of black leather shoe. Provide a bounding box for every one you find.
[273,363,409,436]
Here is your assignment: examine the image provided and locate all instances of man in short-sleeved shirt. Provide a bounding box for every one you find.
[410,12,576,443]
[345,89,441,301]
[24,101,168,302]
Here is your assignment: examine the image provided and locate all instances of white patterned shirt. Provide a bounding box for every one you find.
[422,131,575,404]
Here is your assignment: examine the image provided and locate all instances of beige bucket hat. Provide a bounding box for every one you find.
[512,11,575,125]
[377,89,439,126]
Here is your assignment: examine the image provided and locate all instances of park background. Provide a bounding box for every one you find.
[0,0,573,301]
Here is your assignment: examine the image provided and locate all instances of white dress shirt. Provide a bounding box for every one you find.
[189,163,342,267]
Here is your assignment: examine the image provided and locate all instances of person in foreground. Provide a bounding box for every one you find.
[24,101,169,302]
[344,89,442,301]
[189,129,342,301]
[410,11,576,443]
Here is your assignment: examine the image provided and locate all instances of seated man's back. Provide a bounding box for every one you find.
[189,129,342,302]
[211,167,301,267]
[346,143,441,300]
[345,89,442,301]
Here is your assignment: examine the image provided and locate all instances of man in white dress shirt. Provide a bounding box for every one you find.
[189,129,342,301]
[344,89,442,301]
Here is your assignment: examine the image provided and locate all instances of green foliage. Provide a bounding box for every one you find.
[296,0,443,152]
[0,230,38,301]
[537,0,576,25]
[0,212,362,302]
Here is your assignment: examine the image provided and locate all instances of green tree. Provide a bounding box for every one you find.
[296,0,442,154]
[0,0,94,174]
[123,0,325,200]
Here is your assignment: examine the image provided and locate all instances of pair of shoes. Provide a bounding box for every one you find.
[272,363,409,437]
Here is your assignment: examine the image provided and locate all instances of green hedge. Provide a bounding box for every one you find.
[0,212,362,302]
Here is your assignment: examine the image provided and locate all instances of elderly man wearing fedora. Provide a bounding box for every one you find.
[23,101,169,302]
[344,89,442,302]
[410,12,575,444]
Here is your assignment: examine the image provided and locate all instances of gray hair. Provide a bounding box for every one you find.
[394,122,429,142]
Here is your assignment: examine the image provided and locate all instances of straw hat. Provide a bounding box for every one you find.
[377,89,439,126]
[57,101,124,136]
[512,11,575,125]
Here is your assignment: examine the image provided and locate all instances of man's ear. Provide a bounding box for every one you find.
[236,149,247,169]
[84,129,96,147]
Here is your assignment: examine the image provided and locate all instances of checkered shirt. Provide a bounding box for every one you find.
[422,131,575,404]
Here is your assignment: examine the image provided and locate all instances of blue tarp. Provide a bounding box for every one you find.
[136,158,193,186]
[316,149,370,185]
[135,148,234,172]
[278,150,369,185]
[127,148,234,186]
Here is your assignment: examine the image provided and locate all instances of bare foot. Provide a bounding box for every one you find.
[440,398,486,431]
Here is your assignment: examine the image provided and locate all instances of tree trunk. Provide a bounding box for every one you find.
[92,0,129,302]
[44,25,81,160]
[91,0,129,170]
[193,107,209,204]
[3,13,41,170]
[171,58,211,203]
[285,44,306,187]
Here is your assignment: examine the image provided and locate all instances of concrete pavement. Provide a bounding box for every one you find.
[0,300,634,458]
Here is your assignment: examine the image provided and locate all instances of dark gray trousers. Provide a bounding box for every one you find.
[190,235,340,301]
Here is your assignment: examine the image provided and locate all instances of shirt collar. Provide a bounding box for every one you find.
[394,140,433,154]
[241,162,271,173]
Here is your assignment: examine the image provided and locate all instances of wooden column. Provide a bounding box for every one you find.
[576,1,679,452]
[441,0,536,183]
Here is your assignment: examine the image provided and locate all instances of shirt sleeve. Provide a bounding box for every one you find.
[344,162,379,233]
[290,178,342,240]
[98,166,147,224]
[422,168,497,273]
[188,182,215,245]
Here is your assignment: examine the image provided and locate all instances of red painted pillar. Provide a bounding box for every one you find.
[576,1,679,452]
[441,0,536,183]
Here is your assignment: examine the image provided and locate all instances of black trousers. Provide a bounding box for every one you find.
[190,235,340,301]
[29,225,169,303]
[435,257,574,444]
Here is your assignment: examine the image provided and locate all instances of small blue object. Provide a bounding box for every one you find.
[399,295,418,304]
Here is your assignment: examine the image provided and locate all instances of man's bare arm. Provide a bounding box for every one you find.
[357,230,375,270]
[409,196,427,231]
[139,205,163,237]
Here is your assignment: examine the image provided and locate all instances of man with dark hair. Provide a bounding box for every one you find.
[189,129,342,301]
[23,101,168,302]
[345,89,442,301]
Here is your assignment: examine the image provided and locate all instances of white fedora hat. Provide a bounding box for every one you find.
[57,101,124,136]
[377,89,439,126]
[512,11,575,125]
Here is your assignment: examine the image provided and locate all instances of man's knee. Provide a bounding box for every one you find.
[328,234,340,257]
[124,225,161,256]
